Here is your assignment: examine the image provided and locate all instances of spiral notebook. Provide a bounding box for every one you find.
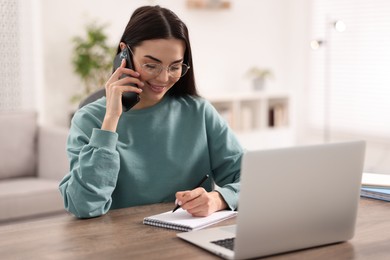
[143,208,237,232]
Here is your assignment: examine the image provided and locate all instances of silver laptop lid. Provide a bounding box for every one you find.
[234,141,365,259]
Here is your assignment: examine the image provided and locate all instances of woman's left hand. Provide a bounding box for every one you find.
[175,188,228,217]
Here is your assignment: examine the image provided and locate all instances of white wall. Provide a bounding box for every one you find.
[33,0,390,173]
[37,0,308,127]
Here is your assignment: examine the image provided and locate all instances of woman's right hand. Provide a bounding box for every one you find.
[102,59,144,132]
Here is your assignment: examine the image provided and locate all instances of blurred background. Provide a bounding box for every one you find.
[1,0,390,174]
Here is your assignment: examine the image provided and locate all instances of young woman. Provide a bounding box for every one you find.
[59,5,243,218]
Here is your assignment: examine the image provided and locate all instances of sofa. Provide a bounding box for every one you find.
[0,111,69,222]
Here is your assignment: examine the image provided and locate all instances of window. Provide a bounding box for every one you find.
[307,0,390,140]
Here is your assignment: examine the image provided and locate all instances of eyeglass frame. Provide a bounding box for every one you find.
[126,44,190,78]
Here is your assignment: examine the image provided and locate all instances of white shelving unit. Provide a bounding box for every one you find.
[204,91,294,150]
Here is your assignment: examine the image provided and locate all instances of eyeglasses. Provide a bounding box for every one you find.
[127,45,190,78]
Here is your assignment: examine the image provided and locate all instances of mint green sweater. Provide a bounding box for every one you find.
[59,95,243,218]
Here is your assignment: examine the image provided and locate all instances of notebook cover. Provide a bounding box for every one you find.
[361,187,390,202]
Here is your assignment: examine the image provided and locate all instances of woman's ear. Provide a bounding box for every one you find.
[119,42,126,51]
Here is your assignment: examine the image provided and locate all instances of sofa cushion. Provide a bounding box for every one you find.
[0,111,37,179]
[0,177,65,221]
[37,125,69,181]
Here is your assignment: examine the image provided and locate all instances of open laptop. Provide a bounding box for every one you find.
[177,141,366,259]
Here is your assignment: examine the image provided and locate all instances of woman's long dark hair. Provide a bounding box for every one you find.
[118,5,198,97]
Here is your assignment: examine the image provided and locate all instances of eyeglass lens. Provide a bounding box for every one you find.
[142,63,189,78]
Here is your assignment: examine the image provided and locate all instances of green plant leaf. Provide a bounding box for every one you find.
[71,20,116,104]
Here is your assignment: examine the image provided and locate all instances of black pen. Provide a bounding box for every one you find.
[172,174,210,213]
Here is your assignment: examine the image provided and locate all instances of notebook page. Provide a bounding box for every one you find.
[362,172,390,188]
[143,208,237,232]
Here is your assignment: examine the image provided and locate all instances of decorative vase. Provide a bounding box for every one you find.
[253,77,265,91]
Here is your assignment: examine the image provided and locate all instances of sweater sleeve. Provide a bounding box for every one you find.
[204,102,243,211]
[59,111,120,218]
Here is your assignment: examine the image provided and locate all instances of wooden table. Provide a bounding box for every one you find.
[0,198,389,259]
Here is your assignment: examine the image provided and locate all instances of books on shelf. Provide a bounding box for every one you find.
[241,106,253,132]
[143,208,237,232]
[360,172,390,202]
[268,104,288,127]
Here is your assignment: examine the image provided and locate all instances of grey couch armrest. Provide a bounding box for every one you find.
[37,125,69,181]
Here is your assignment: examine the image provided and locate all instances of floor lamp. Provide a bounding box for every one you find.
[310,18,346,143]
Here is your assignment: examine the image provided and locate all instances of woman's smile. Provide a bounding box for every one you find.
[146,82,167,94]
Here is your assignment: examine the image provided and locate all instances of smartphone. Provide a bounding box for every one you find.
[113,46,140,111]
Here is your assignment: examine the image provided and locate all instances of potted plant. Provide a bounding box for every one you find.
[245,67,274,91]
[71,21,116,105]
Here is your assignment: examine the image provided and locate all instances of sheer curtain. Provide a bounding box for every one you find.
[0,0,36,112]
[0,0,21,110]
[307,0,390,140]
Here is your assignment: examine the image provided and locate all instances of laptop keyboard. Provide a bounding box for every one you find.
[211,237,235,251]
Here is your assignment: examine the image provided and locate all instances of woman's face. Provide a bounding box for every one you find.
[130,38,186,108]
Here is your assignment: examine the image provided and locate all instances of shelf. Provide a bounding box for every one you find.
[204,90,292,150]
[236,129,295,151]
[204,91,290,132]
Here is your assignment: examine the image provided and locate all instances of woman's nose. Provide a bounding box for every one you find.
[155,67,170,82]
